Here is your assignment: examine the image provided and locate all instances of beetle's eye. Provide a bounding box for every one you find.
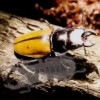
[83,36,87,40]
[82,32,88,41]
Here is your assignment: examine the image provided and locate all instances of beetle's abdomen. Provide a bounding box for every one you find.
[14,29,52,58]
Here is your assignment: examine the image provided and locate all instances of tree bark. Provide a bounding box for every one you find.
[0,11,100,98]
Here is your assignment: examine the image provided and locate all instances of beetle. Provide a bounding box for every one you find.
[14,25,96,60]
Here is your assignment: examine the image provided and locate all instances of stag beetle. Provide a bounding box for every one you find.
[14,26,96,59]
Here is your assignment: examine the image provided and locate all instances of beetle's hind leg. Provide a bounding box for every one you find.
[14,51,38,64]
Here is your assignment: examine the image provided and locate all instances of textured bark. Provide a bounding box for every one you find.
[0,11,100,98]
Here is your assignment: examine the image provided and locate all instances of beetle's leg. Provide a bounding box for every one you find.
[21,59,38,65]
[10,15,43,30]
[83,44,88,56]
[13,59,38,68]
[27,23,43,30]
[83,43,97,57]
[14,52,39,64]
[40,18,54,31]
[54,51,68,57]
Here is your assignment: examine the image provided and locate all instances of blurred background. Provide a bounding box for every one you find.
[0,0,100,34]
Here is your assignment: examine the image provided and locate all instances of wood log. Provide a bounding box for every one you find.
[0,11,100,99]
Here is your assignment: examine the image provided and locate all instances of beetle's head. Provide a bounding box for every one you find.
[69,27,97,48]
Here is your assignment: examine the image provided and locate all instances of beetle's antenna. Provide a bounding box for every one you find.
[83,44,88,56]
[81,7,88,56]
[81,7,86,27]
[81,7,84,26]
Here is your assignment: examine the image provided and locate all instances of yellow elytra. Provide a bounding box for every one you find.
[14,29,52,58]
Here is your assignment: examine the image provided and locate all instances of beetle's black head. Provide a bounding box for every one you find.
[52,28,72,53]
[69,28,97,48]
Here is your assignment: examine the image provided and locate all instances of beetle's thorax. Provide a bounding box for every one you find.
[51,29,69,53]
